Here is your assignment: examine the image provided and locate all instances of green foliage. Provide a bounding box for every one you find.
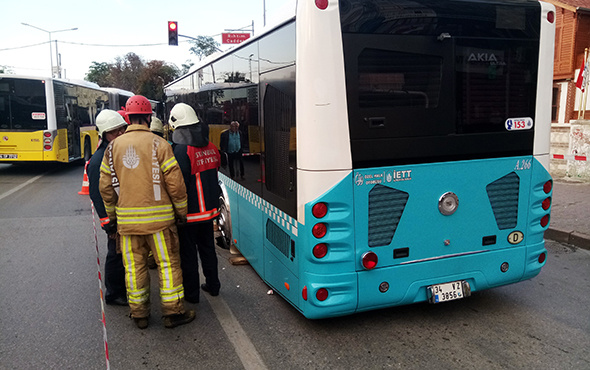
[84,53,180,101]
[86,62,111,87]
[188,36,220,61]
[181,61,194,76]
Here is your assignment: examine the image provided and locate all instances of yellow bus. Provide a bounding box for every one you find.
[0,74,109,163]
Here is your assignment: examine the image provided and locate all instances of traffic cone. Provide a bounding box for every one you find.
[78,161,90,195]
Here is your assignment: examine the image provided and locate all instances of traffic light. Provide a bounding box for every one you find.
[168,21,178,46]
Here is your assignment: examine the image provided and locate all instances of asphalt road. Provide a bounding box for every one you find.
[0,162,589,369]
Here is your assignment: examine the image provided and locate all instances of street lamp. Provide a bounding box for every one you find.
[21,23,78,78]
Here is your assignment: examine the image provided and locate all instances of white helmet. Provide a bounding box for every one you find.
[150,116,164,134]
[96,110,127,136]
[168,103,199,130]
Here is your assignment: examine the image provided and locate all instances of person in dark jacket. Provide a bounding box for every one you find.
[170,103,222,301]
[219,121,244,180]
[87,109,128,306]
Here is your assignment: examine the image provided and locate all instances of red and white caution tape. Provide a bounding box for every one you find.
[552,154,588,161]
[92,203,110,370]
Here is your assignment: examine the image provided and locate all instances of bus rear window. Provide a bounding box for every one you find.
[0,79,47,130]
[359,49,442,109]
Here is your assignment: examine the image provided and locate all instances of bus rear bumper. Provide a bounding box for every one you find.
[300,241,546,319]
[356,241,547,312]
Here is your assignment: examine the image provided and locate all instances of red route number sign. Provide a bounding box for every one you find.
[222,33,251,44]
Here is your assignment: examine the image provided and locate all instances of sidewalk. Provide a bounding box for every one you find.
[545,178,590,250]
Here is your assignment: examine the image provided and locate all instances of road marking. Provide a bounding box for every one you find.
[0,173,46,201]
[201,279,268,370]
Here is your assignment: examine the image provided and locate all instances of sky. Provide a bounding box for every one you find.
[0,0,292,82]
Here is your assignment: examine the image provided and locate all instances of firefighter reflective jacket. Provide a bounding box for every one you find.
[99,125,188,235]
[173,124,221,223]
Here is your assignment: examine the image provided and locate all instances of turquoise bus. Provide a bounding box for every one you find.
[165,0,556,319]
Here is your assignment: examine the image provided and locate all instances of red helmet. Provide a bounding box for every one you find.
[125,95,153,115]
[117,107,130,124]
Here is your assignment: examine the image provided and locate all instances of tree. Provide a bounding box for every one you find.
[86,62,112,87]
[188,36,220,61]
[85,53,180,101]
[181,61,194,76]
[137,60,180,100]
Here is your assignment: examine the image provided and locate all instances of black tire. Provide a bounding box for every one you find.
[216,197,232,249]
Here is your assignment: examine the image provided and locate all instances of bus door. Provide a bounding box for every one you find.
[65,96,81,160]
[260,71,297,220]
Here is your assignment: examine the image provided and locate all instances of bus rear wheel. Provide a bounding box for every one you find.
[216,196,232,250]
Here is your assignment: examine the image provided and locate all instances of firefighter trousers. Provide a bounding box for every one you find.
[120,226,186,318]
[105,236,126,302]
[179,221,221,301]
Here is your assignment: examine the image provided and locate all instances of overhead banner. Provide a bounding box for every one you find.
[222,33,251,44]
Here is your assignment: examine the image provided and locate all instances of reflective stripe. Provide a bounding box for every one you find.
[121,235,137,292]
[195,173,207,213]
[174,199,187,209]
[127,287,149,304]
[117,214,175,225]
[161,157,178,172]
[116,204,175,224]
[161,285,184,302]
[100,162,111,174]
[105,204,115,212]
[116,205,173,214]
[153,231,174,290]
[100,217,110,227]
[187,208,220,223]
[160,285,184,295]
[161,289,184,302]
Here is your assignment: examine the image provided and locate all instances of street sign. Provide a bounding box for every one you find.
[222,33,251,44]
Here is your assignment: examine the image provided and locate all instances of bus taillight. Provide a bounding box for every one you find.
[315,0,328,10]
[540,215,550,228]
[43,131,54,151]
[313,243,328,258]
[362,251,378,270]
[312,223,327,238]
[302,286,308,301]
[316,288,328,301]
[538,252,547,264]
[542,198,551,210]
[543,180,552,194]
[312,202,328,218]
[547,11,555,24]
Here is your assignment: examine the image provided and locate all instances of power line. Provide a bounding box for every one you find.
[0,41,49,52]
[58,40,180,47]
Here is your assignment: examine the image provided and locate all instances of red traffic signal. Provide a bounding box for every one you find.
[168,21,178,46]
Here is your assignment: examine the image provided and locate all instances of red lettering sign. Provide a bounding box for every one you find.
[222,33,251,44]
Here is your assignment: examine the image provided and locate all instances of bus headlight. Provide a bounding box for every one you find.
[439,192,459,216]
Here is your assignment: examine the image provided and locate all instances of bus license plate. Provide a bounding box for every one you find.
[427,281,467,304]
[0,154,17,159]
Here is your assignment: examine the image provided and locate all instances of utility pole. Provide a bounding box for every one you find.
[21,23,77,78]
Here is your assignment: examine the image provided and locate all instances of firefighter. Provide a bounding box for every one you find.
[169,103,222,302]
[99,95,195,329]
[150,116,165,138]
[88,109,128,306]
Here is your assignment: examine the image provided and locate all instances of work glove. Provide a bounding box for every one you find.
[176,216,187,228]
[102,221,117,235]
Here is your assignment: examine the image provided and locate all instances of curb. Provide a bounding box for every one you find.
[545,227,590,250]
